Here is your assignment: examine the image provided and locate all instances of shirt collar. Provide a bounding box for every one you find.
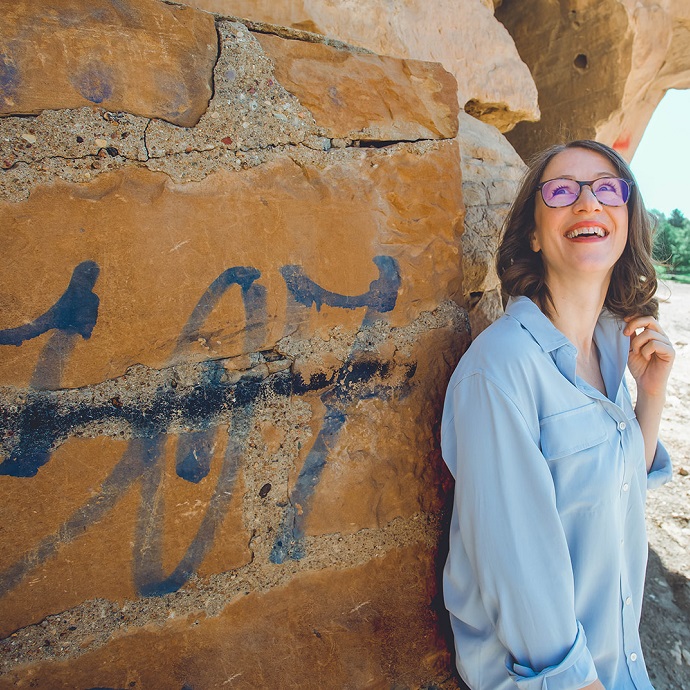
[504,296,573,354]
[504,295,629,395]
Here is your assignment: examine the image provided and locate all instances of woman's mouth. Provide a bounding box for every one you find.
[565,225,608,239]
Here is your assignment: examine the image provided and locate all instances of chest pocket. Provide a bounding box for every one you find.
[540,401,616,512]
[540,401,609,460]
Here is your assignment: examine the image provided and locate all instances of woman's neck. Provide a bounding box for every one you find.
[545,273,608,359]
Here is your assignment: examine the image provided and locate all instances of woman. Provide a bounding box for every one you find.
[441,140,674,690]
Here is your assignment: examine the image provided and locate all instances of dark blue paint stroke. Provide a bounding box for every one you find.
[0,261,100,346]
[134,407,250,597]
[71,65,113,104]
[270,409,346,563]
[0,390,58,477]
[132,267,266,594]
[280,255,400,312]
[0,359,269,479]
[271,257,402,563]
[0,437,155,596]
[0,53,19,107]
[30,330,79,391]
[175,429,215,484]
[174,268,265,483]
[0,261,100,474]
[175,267,261,349]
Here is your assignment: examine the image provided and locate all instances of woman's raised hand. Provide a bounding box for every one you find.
[624,315,675,399]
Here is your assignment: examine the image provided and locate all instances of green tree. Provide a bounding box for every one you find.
[652,210,690,276]
[652,211,673,264]
[669,208,686,228]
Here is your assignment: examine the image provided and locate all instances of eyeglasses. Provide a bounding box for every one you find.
[537,177,633,208]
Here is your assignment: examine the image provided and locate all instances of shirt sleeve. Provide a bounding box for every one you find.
[442,372,598,689]
[647,440,672,489]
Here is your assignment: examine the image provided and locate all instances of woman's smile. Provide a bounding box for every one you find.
[564,221,609,240]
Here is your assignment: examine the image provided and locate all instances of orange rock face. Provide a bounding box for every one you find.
[0,547,453,689]
[0,146,462,388]
[0,7,469,687]
[0,0,217,126]
[255,32,459,141]
[498,0,690,160]
[185,0,540,132]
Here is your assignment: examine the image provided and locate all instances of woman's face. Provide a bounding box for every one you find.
[532,147,629,286]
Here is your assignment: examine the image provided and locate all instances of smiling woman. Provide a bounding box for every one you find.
[529,147,630,315]
[441,140,675,690]
[498,140,657,321]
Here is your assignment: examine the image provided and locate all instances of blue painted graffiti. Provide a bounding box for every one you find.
[70,64,113,104]
[0,256,403,598]
[271,257,402,563]
[173,266,266,484]
[280,255,399,312]
[0,261,100,475]
[0,260,99,346]
[0,53,19,110]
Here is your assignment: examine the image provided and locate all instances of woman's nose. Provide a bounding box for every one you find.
[573,184,602,212]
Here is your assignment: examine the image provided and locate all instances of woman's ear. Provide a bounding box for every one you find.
[530,232,541,253]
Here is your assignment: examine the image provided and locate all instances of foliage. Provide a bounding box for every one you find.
[651,209,690,277]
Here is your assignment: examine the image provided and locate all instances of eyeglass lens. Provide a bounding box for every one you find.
[540,177,630,208]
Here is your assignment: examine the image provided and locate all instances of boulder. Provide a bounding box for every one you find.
[0,0,218,127]
[183,0,540,132]
[0,8,469,688]
[497,0,690,160]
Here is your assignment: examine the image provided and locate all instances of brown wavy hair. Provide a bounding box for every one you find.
[496,139,658,319]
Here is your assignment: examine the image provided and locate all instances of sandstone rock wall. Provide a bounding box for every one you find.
[0,2,472,687]
[162,0,530,332]
[184,0,540,133]
[497,0,690,161]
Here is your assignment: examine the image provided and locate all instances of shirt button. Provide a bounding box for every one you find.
[622,483,630,492]
[618,421,627,431]
[625,597,632,606]
[630,653,638,662]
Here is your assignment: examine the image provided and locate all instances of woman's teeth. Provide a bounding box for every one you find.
[565,226,607,239]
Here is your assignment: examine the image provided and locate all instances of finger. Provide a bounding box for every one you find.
[629,329,672,353]
[623,316,665,337]
[638,338,675,362]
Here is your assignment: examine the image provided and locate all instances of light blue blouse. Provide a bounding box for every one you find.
[441,296,672,690]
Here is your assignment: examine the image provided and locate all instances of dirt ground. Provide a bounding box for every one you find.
[640,279,690,689]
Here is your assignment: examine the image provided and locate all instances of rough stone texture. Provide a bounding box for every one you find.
[0,0,218,127]
[0,20,459,202]
[498,0,690,161]
[255,32,460,142]
[0,546,453,689]
[183,0,540,132]
[0,4,471,686]
[456,112,525,336]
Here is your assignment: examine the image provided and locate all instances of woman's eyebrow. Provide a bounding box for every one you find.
[551,172,619,180]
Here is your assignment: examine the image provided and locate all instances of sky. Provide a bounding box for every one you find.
[630,88,690,219]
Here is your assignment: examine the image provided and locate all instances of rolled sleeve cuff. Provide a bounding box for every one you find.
[647,441,672,489]
[506,622,598,690]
